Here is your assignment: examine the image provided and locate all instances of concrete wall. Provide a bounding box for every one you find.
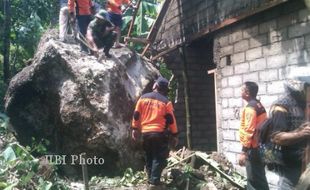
[160,0,310,188]
[214,0,310,162]
[213,1,310,187]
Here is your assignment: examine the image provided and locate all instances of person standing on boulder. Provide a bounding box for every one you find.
[106,0,133,48]
[68,0,94,52]
[86,9,116,58]
[131,76,178,189]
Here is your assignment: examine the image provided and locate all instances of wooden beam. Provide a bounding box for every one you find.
[195,151,245,189]
[207,69,216,74]
[125,0,142,44]
[141,0,171,56]
[141,43,150,57]
[151,45,178,61]
[189,0,288,42]
[124,37,149,44]
[150,0,288,60]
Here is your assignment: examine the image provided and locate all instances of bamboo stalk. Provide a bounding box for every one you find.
[125,0,142,44]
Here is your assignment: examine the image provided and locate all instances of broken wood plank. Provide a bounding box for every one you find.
[167,153,196,169]
[195,151,245,189]
[124,37,149,44]
[150,45,178,61]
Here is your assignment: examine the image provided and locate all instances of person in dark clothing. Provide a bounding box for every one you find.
[131,77,178,189]
[238,81,269,190]
[68,0,94,52]
[86,9,116,58]
[269,70,310,190]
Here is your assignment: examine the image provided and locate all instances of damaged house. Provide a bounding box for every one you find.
[149,0,310,179]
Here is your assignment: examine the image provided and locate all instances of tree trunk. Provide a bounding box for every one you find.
[3,0,11,84]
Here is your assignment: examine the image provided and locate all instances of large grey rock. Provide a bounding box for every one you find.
[4,31,159,174]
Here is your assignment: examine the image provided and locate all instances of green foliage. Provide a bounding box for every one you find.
[120,168,147,186]
[0,114,69,190]
[27,137,50,155]
[122,1,177,100]
[122,0,160,53]
[89,168,147,188]
[158,62,176,101]
[0,0,58,111]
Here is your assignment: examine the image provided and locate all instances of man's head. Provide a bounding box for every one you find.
[241,81,258,101]
[153,76,169,95]
[285,67,310,104]
[95,9,107,20]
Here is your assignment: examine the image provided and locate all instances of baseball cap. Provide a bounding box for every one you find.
[155,76,169,88]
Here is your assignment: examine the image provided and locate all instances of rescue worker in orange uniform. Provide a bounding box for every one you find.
[238,81,269,190]
[68,0,94,52]
[131,76,178,188]
[106,0,132,48]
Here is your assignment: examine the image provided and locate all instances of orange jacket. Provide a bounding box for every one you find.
[106,0,130,14]
[68,0,93,15]
[132,92,178,135]
[239,99,267,149]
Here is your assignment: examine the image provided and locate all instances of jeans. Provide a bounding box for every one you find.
[246,148,269,190]
[278,166,302,190]
[76,15,92,51]
[142,132,169,185]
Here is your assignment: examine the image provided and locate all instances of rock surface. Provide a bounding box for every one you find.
[4,30,159,174]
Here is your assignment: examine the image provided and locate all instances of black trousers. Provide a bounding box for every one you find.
[94,32,116,56]
[142,132,169,185]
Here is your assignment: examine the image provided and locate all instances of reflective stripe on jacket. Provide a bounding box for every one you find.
[131,91,178,135]
[239,99,267,148]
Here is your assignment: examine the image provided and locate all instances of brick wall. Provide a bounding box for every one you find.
[214,0,310,169]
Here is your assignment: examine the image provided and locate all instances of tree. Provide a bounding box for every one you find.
[3,0,11,84]
[0,0,58,110]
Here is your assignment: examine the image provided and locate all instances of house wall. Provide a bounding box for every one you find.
[160,0,310,187]
[163,42,217,151]
[213,1,310,186]
[155,0,288,51]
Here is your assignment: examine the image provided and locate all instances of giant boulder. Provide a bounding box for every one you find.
[4,30,159,174]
